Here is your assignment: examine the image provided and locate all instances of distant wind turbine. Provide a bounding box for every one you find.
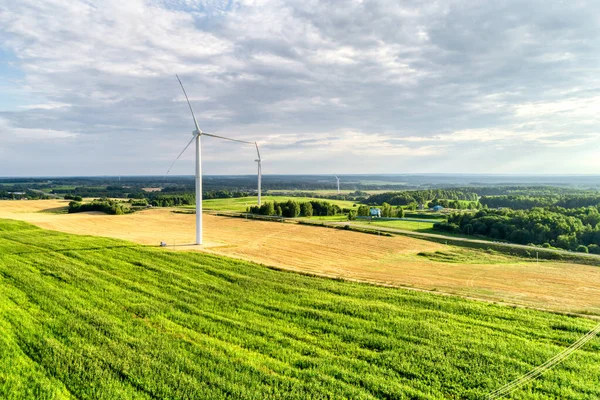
[335,175,340,194]
[255,142,262,206]
[164,75,255,245]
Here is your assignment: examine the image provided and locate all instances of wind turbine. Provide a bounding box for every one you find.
[335,175,340,195]
[165,75,254,245]
[255,142,262,206]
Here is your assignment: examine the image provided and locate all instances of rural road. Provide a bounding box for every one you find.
[28,188,62,199]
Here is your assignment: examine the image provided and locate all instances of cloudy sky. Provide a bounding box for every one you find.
[1,0,599,176]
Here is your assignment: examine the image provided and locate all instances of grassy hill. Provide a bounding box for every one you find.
[0,219,599,399]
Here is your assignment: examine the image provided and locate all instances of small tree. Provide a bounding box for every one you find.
[347,210,357,220]
[300,202,313,217]
[262,202,275,216]
[381,202,392,218]
[396,207,404,218]
[576,244,589,253]
[289,201,301,218]
[357,205,370,216]
[588,244,600,254]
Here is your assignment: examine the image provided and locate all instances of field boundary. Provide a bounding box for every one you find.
[255,262,600,321]
[204,210,600,267]
[386,229,600,266]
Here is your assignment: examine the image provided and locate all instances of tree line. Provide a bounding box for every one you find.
[68,199,129,215]
[160,189,250,199]
[145,194,195,207]
[434,207,600,253]
[364,190,479,206]
[448,186,595,196]
[273,190,369,202]
[58,186,143,199]
[0,190,50,200]
[428,199,479,210]
[141,191,249,207]
[58,187,251,202]
[354,204,403,218]
[247,200,342,218]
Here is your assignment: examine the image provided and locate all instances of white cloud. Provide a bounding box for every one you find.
[19,102,71,110]
[260,130,444,160]
[515,96,600,121]
[1,0,600,175]
[397,128,600,148]
[0,117,79,141]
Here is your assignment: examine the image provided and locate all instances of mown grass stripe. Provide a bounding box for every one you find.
[0,219,599,399]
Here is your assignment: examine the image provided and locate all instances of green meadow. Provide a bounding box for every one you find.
[201,196,357,212]
[354,219,437,232]
[0,219,599,399]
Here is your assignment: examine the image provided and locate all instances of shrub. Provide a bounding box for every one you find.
[588,244,600,254]
[68,199,127,215]
[347,210,357,221]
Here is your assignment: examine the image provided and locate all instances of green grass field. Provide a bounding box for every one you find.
[1,219,599,399]
[354,219,437,232]
[201,196,358,212]
[301,215,350,222]
[352,219,488,241]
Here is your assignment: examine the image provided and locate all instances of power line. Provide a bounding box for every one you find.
[487,322,600,399]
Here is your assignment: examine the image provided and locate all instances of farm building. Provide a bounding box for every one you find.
[369,208,381,218]
[432,205,444,212]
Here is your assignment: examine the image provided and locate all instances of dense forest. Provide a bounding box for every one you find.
[479,194,600,210]
[449,186,594,196]
[58,186,144,199]
[364,190,479,206]
[435,207,600,253]
[479,195,558,210]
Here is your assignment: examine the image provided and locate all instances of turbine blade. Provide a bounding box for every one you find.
[202,132,254,144]
[164,134,196,180]
[255,142,261,160]
[176,74,202,133]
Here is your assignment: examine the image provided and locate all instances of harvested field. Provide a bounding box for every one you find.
[2,200,600,316]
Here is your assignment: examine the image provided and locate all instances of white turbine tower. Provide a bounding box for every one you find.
[335,175,340,195]
[255,142,262,206]
[165,75,254,245]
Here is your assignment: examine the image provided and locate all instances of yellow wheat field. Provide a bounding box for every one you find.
[2,199,600,316]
